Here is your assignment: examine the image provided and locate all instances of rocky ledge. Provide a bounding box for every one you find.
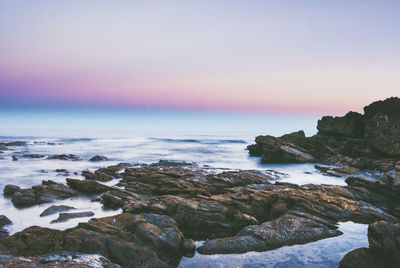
[248,97,400,171]
[1,160,399,267]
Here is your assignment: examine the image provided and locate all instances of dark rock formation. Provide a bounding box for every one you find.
[66,178,111,195]
[339,221,400,268]
[89,155,109,162]
[0,215,11,228]
[0,141,27,147]
[40,205,76,217]
[0,213,190,267]
[315,165,359,177]
[51,211,95,223]
[197,211,342,254]
[47,154,82,161]
[248,97,400,171]
[82,165,122,181]
[3,181,78,207]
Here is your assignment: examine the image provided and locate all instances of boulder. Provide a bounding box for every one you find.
[89,155,109,162]
[47,154,82,161]
[4,181,78,208]
[51,211,94,223]
[249,131,314,163]
[40,205,76,217]
[197,211,342,254]
[66,178,111,194]
[0,215,11,228]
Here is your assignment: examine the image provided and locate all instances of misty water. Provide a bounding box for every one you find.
[0,109,371,267]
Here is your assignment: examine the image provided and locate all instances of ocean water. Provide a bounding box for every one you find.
[0,109,370,267]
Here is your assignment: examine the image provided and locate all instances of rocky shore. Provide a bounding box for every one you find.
[0,97,399,267]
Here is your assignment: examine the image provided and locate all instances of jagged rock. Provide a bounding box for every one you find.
[51,211,94,223]
[0,215,11,228]
[197,211,342,254]
[4,181,78,207]
[248,131,315,163]
[66,178,111,194]
[0,213,189,267]
[40,205,76,217]
[19,154,45,159]
[339,221,400,268]
[317,111,364,138]
[3,185,21,196]
[315,165,359,177]
[0,141,26,146]
[248,98,400,171]
[89,155,109,162]
[82,165,122,181]
[47,154,82,161]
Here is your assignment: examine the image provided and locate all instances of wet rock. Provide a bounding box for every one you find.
[40,205,76,217]
[0,252,121,267]
[82,165,122,181]
[339,221,400,268]
[47,154,82,161]
[19,154,45,159]
[1,141,27,146]
[151,159,194,167]
[0,213,188,267]
[11,155,18,161]
[51,211,95,223]
[55,168,69,175]
[317,111,364,138]
[3,185,21,196]
[66,178,111,194]
[315,165,359,177]
[197,211,342,254]
[89,155,109,162]
[0,215,12,228]
[249,131,315,163]
[5,181,78,207]
[182,239,196,257]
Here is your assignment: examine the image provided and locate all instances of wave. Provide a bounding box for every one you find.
[149,138,247,145]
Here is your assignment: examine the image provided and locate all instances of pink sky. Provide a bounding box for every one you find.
[1,1,399,115]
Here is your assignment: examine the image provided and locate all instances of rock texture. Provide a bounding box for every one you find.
[248,97,400,171]
[0,213,192,267]
[4,181,78,207]
[40,205,76,217]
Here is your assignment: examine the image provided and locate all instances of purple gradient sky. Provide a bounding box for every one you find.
[0,1,399,115]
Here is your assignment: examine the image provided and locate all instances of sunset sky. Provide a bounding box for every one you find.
[0,1,399,115]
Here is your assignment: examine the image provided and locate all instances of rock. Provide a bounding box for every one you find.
[339,221,400,268]
[317,111,364,138]
[339,248,379,268]
[0,252,121,267]
[82,165,122,181]
[19,154,45,159]
[3,185,20,196]
[248,131,314,163]
[40,205,76,217]
[197,211,342,254]
[182,239,196,257]
[248,98,400,171]
[315,165,359,177]
[66,178,111,194]
[151,160,194,167]
[5,181,78,208]
[51,211,95,223]
[0,215,12,228]
[89,155,109,162]
[0,213,187,267]
[1,141,27,146]
[47,154,82,161]
[11,155,17,161]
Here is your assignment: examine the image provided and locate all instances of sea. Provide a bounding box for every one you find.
[0,108,370,267]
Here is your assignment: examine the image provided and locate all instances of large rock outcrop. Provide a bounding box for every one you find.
[248,97,400,170]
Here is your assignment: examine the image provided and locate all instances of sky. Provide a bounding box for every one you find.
[0,0,399,115]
